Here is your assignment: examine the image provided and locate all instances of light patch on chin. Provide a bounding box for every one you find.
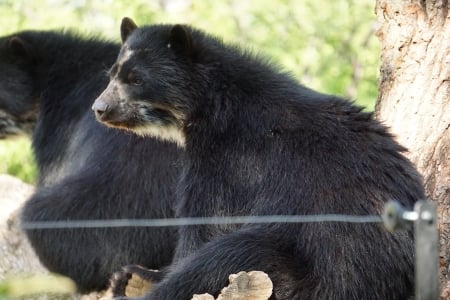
[132,124,186,148]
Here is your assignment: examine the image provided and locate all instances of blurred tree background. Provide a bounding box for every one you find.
[0,0,379,183]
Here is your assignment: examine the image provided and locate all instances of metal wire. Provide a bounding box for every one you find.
[20,214,383,230]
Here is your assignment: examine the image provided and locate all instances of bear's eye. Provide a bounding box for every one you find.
[127,72,143,86]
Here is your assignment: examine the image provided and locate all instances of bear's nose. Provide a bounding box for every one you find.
[92,100,109,118]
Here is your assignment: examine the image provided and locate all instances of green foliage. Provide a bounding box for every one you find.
[0,273,75,298]
[0,137,36,183]
[0,0,380,183]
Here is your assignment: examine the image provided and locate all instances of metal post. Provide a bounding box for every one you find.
[383,199,440,300]
[414,200,439,300]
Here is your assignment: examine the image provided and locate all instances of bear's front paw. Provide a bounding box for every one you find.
[109,265,163,298]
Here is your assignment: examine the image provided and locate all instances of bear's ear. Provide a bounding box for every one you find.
[121,17,138,44]
[169,25,192,57]
[8,36,33,63]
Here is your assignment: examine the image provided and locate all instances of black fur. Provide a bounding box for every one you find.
[94,21,424,299]
[0,30,180,292]
[0,36,37,138]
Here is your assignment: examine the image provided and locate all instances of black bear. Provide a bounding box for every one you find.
[0,56,36,138]
[93,18,424,300]
[0,30,181,293]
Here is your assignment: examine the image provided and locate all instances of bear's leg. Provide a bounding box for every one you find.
[114,228,301,300]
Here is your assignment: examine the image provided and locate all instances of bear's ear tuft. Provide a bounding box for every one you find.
[169,24,192,57]
[121,17,138,44]
[8,36,33,63]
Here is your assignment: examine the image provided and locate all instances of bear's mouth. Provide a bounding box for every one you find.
[99,103,186,146]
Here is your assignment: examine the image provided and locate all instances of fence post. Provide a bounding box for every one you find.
[383,199,439,300]
[414,200,439,300]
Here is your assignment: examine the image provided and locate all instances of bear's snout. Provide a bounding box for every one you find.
[92,99,109,119]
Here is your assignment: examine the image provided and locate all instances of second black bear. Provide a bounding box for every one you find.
[93,18,424,299]
[0,30,180,292]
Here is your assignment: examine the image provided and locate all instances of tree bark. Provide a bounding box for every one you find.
[374,0,450,297]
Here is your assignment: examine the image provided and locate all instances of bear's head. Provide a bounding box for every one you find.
[0,34,38,138]
[92,18,212,147]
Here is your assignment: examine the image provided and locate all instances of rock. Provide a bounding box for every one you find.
[192,271,273,300]
[0,174,106,300]
[0,174,44,279]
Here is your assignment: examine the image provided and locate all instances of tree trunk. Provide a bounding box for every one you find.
[374,0,450,297]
